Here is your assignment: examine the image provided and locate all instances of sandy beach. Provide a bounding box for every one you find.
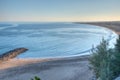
[0,21,120,80]
[0,56,93,80]
[82,21,120,35]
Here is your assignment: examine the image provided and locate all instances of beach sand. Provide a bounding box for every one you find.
[0,56,93,80]
[82,21,120,35]
[0,21,120,80]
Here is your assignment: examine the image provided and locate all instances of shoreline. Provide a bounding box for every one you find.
[78,21,120,35]
[0,21,120,80]
[0,55,90,70]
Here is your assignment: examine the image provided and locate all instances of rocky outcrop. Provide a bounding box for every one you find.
[0,48,28,62]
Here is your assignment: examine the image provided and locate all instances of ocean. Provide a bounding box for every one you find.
[0,22,117,58]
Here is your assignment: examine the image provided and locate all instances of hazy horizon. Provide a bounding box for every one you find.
[0,0,120,22]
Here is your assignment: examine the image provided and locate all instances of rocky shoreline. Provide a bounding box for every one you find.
[0,48,28,62]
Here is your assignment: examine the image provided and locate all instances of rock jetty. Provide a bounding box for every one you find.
[0,48,28,62]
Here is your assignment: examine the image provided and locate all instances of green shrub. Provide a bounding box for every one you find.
[112,35,120,78]
[89,36,120,80]
[115,35,120,52]
[89,39,109,78]
[89,39,114,80]
[31,76,41,80]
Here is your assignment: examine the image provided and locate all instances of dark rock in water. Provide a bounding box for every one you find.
[0,48,28,62]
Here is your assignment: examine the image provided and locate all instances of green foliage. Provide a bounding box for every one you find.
[112,35,120,78]
[89,36,120,80]
[110,51,120,79]
[115,35,120,52]
[89,39,110,78]
[31,76,41,80]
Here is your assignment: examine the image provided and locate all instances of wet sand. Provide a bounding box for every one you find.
[0,21,120,80]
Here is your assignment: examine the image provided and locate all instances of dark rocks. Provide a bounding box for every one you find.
[0,48,28,62]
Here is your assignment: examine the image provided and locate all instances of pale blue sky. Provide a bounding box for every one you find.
[0,0,120,22]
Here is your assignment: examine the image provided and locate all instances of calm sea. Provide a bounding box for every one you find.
[0,22,117,58]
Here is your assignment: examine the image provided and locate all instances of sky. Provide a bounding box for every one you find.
[0,0,120,22]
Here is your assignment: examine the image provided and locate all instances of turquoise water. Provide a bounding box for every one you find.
[0,23,117,58]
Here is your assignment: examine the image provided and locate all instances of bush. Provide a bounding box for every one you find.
[31,76,41,80]
[89,36,120,80]
[89,39,113,80]
[112,35,120,78]
[115,35,120,52]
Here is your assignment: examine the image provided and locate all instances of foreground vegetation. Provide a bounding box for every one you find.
[89,36,120,80]
[31,76,41,80]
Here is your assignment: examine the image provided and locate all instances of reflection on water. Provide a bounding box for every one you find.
[0,23,115,58]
